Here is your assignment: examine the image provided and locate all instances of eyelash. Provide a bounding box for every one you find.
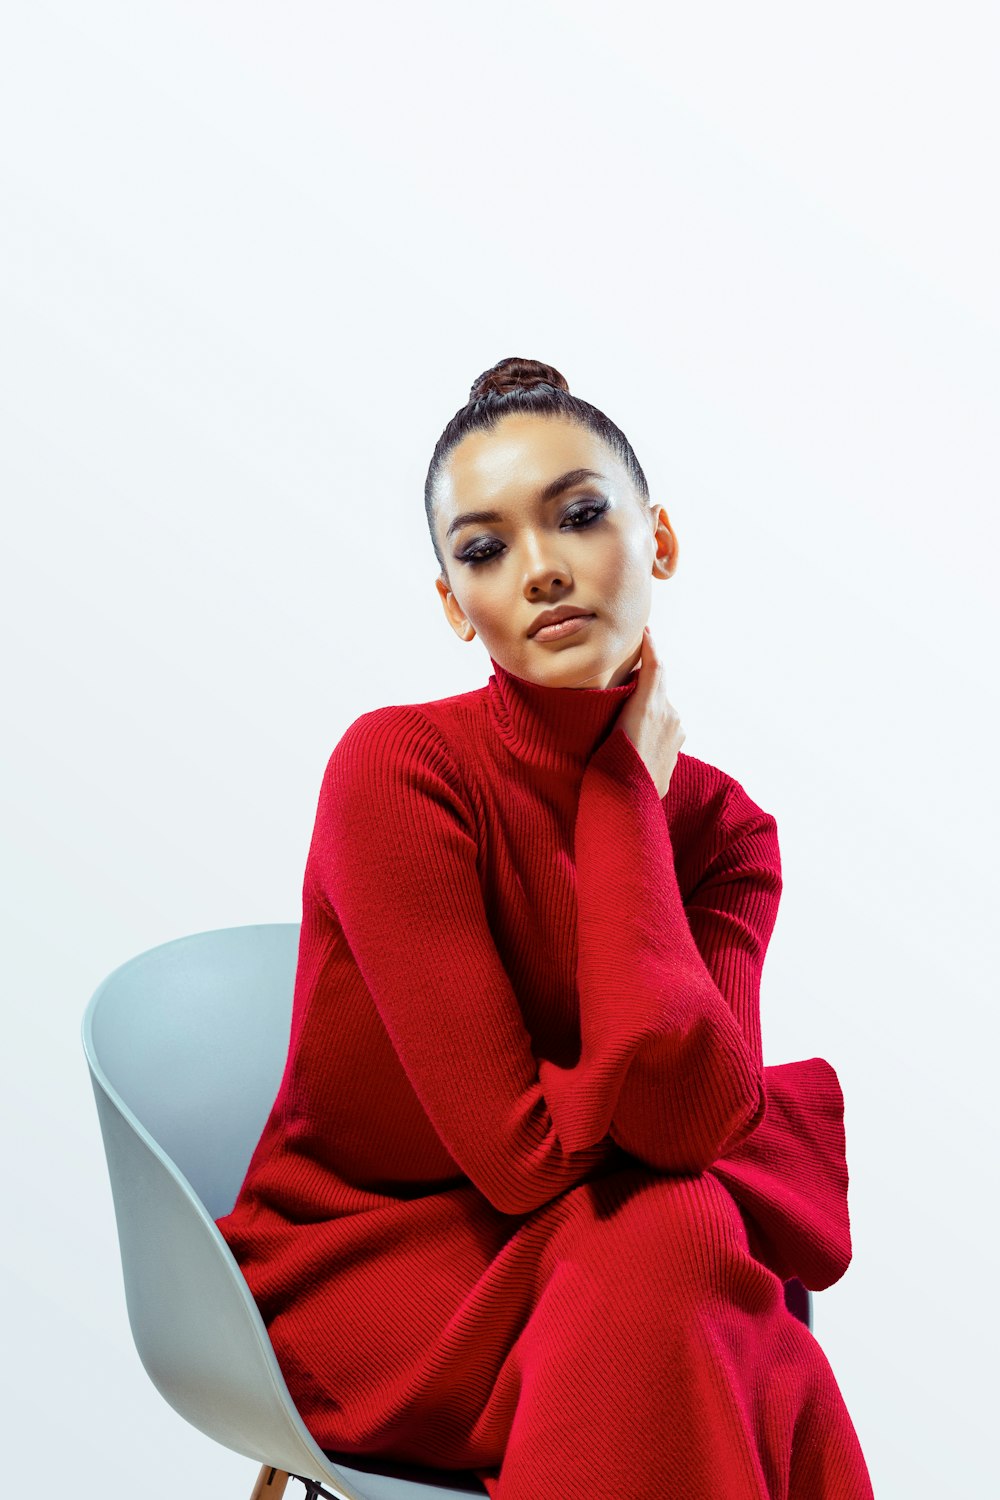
[457,499,610,567]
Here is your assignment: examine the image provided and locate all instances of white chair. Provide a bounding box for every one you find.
[81,922,492,1500]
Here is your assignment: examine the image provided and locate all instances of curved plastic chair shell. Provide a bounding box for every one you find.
[82,923,489,1498]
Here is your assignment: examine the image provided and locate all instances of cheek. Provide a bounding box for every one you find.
[458,578,508,635]
[593,534,652,618]
[599,534,646,589]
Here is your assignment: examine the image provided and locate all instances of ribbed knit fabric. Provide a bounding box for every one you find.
[215,657,873,1499]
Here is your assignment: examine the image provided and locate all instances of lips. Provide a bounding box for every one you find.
[527,606,595,637]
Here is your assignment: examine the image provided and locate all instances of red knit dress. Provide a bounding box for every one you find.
[215,657,874,1499]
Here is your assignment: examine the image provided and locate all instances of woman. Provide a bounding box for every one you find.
[216,357,874,1499]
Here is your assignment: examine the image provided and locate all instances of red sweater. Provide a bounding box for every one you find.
[217,658,872,1498]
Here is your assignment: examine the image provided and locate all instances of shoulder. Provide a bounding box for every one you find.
[317,697,483,837]
[324,682,488,785]
[668,750,781,892]
[322,701,458,786]
[306,700,483,910]
[672,749,776,830]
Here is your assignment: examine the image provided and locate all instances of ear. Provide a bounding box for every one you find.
[648,505,679,580]
[435,574,476,641]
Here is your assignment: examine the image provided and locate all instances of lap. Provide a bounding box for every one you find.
[522,1162,781,1318]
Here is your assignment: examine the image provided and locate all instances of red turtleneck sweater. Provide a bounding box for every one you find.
[216,658,873,1499]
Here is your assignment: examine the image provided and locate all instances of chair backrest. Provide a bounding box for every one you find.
[86,922,299,1218]
[83,924,489,1498]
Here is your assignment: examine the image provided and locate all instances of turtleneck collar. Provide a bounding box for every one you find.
[486,655,640,772]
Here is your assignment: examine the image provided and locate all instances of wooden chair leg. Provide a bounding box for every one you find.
[250,1466,289,1499]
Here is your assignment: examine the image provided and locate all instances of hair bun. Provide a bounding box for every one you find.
[468,357,570,403]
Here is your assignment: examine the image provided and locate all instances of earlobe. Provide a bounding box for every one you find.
[652,546,676,580]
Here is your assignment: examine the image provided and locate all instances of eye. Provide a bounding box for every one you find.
[564,499,608,529]
[457,498,609,567]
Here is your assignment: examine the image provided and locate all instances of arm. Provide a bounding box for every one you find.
[538,726,776,1174]
[308,705,618,1217]
[683,778,782,1074]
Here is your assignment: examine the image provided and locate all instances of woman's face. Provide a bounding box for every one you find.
[433,413,677,689]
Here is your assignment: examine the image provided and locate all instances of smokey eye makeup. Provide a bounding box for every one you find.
[455,496,611,567]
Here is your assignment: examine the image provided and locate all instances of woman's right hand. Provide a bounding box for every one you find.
[615,626,686,800]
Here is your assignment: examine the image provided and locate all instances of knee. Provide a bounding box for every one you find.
[571,1166,759,1305]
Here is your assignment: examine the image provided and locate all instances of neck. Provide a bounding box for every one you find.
[486,654,639,772]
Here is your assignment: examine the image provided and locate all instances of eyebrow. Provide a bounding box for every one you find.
[445,468,608,541]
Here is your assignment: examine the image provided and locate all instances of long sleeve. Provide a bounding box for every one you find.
[538,725,773,1173]
[683,781,782,1073]
[307,705,618,1218]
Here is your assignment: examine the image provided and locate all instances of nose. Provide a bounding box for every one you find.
[522,537,573,597]
[526,568,571,599]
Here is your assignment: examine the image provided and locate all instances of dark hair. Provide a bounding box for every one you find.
[425,356,650,579]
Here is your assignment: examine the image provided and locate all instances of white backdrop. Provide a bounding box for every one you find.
[2,3,997,1495]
